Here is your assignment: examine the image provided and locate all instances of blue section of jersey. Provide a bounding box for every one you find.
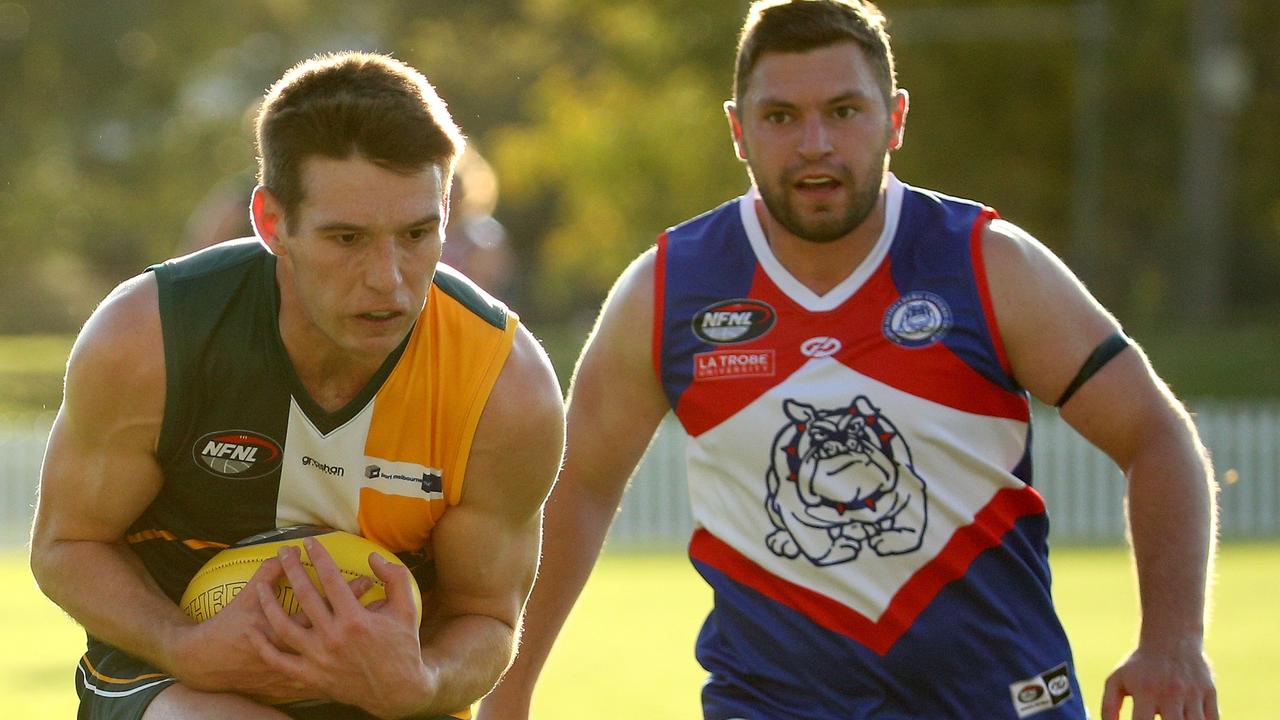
[693,515,1084,720]
[658,197,759,409]
[1014,422,1035,487]
[888,187,1022,394]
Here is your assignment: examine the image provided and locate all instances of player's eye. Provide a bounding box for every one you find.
[335,233,359,246]
[832,105,858,119]
[765,110,792,125]
[405,221,439,242]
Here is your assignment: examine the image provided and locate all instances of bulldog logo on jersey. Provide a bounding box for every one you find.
[764,396,928,566]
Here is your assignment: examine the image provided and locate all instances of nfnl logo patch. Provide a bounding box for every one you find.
[692,299,776,345]
[194,430,283,479]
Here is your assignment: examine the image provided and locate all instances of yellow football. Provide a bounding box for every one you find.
[179,524,423,625]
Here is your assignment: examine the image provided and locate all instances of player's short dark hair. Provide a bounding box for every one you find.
[256,52,465,230]
[733,0,897,107]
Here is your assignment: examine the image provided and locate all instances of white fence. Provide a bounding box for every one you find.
[0,414,53,545]
[2,402,1277,548]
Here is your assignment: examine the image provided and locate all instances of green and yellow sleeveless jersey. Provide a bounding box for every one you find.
[129,238,517,603]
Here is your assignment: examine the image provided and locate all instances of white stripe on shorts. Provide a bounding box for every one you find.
[77,663,175,698]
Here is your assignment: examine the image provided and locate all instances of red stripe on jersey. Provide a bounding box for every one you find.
[969,208,1013,378]
[842,264,1028,422]
[675,265,808,436]
[689,485,1046,655]
[675,261,1028,436]
[652,234,669,384]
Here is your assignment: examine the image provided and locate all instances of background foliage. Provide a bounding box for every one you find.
[0,0,1275,387]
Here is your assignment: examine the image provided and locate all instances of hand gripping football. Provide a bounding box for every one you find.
[179,524,423,625]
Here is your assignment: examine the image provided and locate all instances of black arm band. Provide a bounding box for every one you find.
[1054,331,1132,408]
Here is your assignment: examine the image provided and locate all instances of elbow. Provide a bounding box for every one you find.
[28,516,59,584]
[28,533,59,601]
[28,517,72,602]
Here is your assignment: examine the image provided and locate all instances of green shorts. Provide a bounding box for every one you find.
[75,638,464,719]
[75,641,176,720]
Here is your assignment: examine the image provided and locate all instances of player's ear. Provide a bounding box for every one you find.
[251,185,286,255]
[725,100,748,161]
[888,89,909,152]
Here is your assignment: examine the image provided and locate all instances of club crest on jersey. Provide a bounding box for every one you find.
[763,396,928,566]
[691,299,776,344]
[193,430,283,480]
[882,291,952,347]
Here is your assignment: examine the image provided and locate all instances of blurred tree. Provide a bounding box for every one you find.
[0,0,1275,338]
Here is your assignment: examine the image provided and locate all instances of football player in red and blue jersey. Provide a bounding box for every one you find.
[482,2,1218,719]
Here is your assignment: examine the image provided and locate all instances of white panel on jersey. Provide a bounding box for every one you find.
[277,398,444,533]
[686,355,1028,622]
[740,175,904,312]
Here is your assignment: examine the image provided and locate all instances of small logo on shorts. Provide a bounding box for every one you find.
[882,292,951,347]
[1010,663,1073,717]
[193,430,283,479]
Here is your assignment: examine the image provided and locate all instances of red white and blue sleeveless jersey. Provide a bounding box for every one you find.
[654,177,1086,719]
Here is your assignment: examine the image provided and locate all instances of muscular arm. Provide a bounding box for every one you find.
[984,220,1218,720]
[478,249,671,719]
[30,275,326,706]
[29,274,181,662]
[413,323,566,715]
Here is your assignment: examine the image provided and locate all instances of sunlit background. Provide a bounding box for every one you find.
[0,0,1276,716]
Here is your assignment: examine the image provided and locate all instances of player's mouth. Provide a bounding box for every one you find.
[356,310,403,324]
[793,174,844,198]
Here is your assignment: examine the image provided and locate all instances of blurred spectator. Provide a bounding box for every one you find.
[180,171,254,253]
[442,147,518,302]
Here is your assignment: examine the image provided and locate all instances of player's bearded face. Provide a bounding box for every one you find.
[735,43,901,245]
[752,144,888,244]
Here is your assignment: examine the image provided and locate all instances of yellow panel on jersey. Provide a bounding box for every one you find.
[358,274,518,553]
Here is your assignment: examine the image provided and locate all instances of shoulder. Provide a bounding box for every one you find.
[431,263,510,331]
[666,196,744,240]
[980,218,1065,277]
[151,238,267,283]
[497,325,562,411]
[979,218,1111,328]
[977,218,1121,403]
[63,272,165,433]
[72,273,163,377]
[464,325,564,513]
[610,246,658,308]
[581,247,659,372]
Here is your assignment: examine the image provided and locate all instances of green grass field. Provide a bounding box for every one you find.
[3,543,1276,718]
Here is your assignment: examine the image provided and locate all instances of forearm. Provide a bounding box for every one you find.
[412,613,518,717]
[1123,411,1217,648]
[31,537,192,670]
